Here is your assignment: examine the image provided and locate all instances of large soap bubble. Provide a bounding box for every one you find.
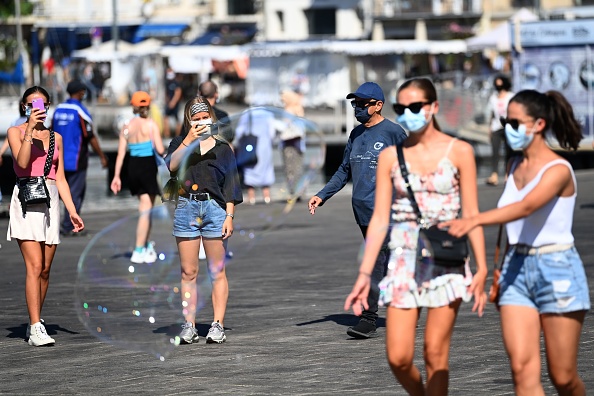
[74,205,193,360]
[76,105,325,358]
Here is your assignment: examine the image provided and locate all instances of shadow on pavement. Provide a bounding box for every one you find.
[294,313,386,329]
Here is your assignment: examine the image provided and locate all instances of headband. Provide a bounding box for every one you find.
[190,102,209,116]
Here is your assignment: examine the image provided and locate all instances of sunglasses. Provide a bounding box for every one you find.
[393,101,432,116]
[350,100,378,108]
[499,117,534,129]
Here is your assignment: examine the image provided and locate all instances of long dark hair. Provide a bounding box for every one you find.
[510,90,582,150]
[22,86,51,104]
[397,77,442,131]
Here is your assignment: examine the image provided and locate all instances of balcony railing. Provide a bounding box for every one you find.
[378,0,481,17]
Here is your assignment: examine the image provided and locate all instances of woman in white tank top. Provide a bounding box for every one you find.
[443,89,589,395]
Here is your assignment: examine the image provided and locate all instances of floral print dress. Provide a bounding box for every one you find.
[378,140,473,308]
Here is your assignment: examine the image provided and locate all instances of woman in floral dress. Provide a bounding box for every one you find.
[345,78,487,395]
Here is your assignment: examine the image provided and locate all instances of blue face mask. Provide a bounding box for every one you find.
[505,122,535,150]
[396,106,432,133]
[354,106,372,124]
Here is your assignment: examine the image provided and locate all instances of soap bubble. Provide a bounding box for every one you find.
[76,106,325,358]
[74,205,199,360]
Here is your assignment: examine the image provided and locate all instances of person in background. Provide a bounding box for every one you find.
[0,100,30,204]
[198,80,234,144]
[443,89,589,395]
[166,96,242,344]
[309,82,407,339]
[486,74,514,186]
[235,107,276,204]
[7,86,84,346]
[51,79,108,236]
[344,78,487,394]
[278,89,306,200]
[110,91,165,263]
[163,67,183,138]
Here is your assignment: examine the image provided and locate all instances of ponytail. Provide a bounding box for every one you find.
[545,91,582,151]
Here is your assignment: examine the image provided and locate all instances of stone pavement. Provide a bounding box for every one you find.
[1,170,593,395]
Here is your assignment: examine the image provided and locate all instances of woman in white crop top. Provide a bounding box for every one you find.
[443,89,589,395]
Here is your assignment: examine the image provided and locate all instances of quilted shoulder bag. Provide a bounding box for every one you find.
[396,144,469,268]
[17,130,55,216]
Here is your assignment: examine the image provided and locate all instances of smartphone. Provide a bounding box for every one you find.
[31,98,46,120]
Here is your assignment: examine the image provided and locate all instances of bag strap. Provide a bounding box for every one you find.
[43,130,55,178]
[396,144,425,227]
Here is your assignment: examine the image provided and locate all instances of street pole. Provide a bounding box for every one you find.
[112,0,119,51]
[14,0,25,91]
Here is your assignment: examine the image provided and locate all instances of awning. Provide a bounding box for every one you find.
[190,24,257,46]
[132,23,189,43]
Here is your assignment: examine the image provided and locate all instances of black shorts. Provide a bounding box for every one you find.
[127,156,161,196]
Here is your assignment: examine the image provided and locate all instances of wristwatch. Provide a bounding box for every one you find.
[226,213,234,219]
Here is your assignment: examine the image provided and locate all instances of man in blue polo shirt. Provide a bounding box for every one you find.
[52,80,108,236]
[308,82,407,339]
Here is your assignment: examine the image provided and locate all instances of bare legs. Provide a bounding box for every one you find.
[385,300,461,396]
[135,193,156,248]
[18,240,57,324]
[501,306,586,396]
[177,236,228,326]
[247,186,271,205]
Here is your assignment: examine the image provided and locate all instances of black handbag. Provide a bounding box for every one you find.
[17,130,55,216]
[235,110,258,168]
[396,144,469,267]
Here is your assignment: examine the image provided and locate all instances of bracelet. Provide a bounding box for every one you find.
[359,271,371,277]
[23,137,33,143]
[226,213,234,219]
[181,141,189,147]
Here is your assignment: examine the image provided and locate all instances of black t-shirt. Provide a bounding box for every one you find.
[166,137,243,209]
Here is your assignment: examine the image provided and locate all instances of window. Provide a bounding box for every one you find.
[228,0,255,15]
[306,8,336,36]
[277,10,284,32]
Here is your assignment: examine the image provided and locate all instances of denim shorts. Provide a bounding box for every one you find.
[172,197,226,239]
[498,246,590,314]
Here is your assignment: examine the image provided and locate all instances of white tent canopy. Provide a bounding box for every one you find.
[466,8,538,51]
[160,45,247,74]
[248,39,467,57]
[71,39,164,62]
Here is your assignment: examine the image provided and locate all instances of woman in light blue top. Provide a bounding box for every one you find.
[111,91,165,264]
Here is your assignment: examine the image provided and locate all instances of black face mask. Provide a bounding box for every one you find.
[494,85,504,92]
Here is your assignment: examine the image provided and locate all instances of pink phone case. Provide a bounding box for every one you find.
[32,98,46,119]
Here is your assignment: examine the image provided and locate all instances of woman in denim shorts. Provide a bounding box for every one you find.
[444,89,589,395]
[165,97,242,344]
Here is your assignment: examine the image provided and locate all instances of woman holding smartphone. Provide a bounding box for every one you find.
[7,86,84,346]
[166,96,242,344]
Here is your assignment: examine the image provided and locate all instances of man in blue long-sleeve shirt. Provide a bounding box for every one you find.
[308,82,407,339]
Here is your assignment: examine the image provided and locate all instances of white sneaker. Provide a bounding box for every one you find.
[144,242,157,263]
[28,322,55,346]
[206,321,226,344]
[25,318,44,340]
[178,322,199,344]
[130,248,146,264]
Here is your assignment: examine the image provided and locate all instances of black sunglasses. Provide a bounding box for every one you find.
[350,100,378,109]
[393,101,432,116]
[500,117,534,130]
